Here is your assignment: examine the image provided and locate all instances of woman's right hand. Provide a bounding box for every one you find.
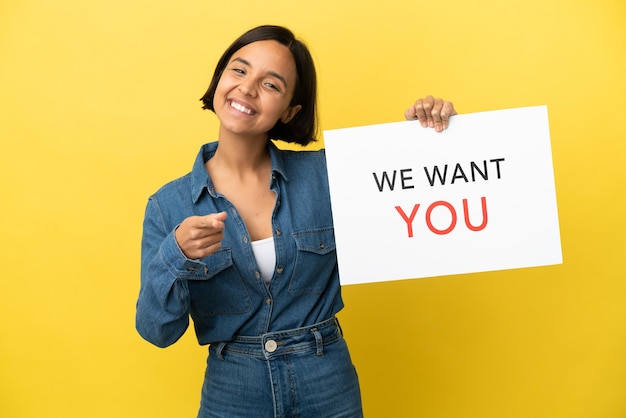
[175,212,228,259]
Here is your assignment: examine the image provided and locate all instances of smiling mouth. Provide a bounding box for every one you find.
[229,100,255,115]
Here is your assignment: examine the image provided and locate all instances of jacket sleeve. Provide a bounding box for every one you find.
[135,196,203,348]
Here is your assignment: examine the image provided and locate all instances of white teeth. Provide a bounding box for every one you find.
[230,101,254,115]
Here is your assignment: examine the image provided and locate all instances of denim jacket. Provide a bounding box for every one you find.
[136,141,343,348]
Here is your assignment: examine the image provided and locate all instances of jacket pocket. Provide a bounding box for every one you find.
[288,227,337,296]
[187,248,252,317]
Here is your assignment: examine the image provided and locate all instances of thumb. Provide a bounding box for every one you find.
[207,211,228,228]
[212,211,228,221]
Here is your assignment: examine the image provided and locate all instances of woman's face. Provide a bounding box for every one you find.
[213,40,302,141]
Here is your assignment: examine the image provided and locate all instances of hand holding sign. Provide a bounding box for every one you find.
[404,95,457,132]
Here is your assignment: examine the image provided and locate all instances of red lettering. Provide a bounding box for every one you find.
[395,204,420,238]
[425,201,457,235]
[463,197,488,231]
[396,197,489,237]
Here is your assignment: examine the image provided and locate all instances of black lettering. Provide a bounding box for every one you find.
[400,169,415,189]
[470,160,488,181]
[490,158,505,178]
[372,170,397,192]
[423,165,448,186]
[451,163,469,184]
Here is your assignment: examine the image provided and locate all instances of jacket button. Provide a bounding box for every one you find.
[265,340,278,352]
[276,267,284,274]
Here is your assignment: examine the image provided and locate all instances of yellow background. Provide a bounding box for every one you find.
[1,0,625,417]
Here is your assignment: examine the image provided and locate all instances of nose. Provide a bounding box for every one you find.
[238,78,257,97]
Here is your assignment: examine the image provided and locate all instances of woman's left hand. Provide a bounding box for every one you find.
[404,95,457,132]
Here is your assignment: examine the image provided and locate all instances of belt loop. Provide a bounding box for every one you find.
[214,342,227,360]
[335,317,343,336]
[311,327,323,356]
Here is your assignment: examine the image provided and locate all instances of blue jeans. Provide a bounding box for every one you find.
[198,317,363,418]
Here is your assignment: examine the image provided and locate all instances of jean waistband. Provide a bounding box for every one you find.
[211,317,342,360]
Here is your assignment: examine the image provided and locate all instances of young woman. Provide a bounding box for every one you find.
[136,25,456,418]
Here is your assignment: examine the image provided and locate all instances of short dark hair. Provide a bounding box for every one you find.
[200,25,318,146]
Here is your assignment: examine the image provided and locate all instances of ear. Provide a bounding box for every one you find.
[280,104,302,124]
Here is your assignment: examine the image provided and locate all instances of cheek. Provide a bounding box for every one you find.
[213,74,234,99]
[213,81,227,103]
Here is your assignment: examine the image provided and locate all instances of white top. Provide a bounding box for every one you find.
[250,237,276,285]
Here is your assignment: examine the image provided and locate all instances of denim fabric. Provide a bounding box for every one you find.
[198,318,363,418]
[136,141,344,347]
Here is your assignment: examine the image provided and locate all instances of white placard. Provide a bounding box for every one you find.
[323,106,562,285]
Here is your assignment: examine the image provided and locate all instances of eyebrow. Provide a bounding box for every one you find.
[231,57,288,89]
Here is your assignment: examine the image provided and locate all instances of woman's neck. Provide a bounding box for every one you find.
[208,129,271,178]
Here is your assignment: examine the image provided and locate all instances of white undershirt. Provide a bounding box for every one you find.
[250,237,276,285]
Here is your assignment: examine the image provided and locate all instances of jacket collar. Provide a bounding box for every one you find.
[190,141,288,203]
